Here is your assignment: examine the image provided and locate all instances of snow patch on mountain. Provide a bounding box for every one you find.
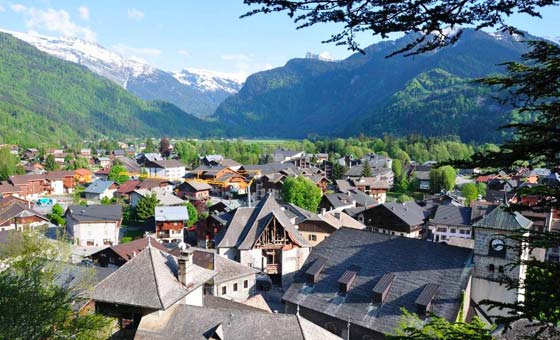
[305,51,335,61]
[173,68,245,94]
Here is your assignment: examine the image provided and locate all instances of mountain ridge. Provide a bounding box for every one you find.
[1,29,244,117]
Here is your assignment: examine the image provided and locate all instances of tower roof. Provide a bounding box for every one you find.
[472,205,532,231]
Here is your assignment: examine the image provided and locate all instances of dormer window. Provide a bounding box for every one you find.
[338,266,359,295]
[415,284,439,316]
[305,257,327,285]
[372,273,395,304]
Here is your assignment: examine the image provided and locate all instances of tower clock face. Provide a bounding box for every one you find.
[488,238,506,257]
[491,239,505,252]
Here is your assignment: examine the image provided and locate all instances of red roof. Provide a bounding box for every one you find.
[74,168,92,176]
[475,175,496,183]
[116,180,141,194]
[109,237,169,261]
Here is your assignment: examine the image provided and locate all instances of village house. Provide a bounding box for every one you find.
[337,177,391,204]
[216,194,311,289]
[66,204,122,247]
[83,180,118,201]
[135,152,163,166]
[155,205,188,244]
[21,148,39,160]
[357,201,428,238]
[271,148,306,164]
[133,303,342,340]
[144,159,186,182]
[318,189,376,213]
[429,205,473,243]
[176,181,212,200]
[7,171,75,198]
[130,187,184,208]
[282,228,473,339]
[94,167,110,181]
[0,196,49,231]
[345,165,394,186]
[74,168,92,184]
[136,178,174,192]
[114,180,142,201]
[89,236,170,268]
[188,166,249,198]
[92,244,217,329]
[282,203,365,246]
[0,182,22,198]
[195,211,233,248]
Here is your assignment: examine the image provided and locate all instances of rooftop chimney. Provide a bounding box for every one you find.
[305,257,327,285]
[178,252,194,288]
[415,283,439,316]
[372,273,395,304]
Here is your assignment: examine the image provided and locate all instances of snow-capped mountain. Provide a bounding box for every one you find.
[173,68,244,94]
[1,29,244,117]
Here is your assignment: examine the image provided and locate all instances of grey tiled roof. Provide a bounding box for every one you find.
[432,205,472,226]
[92,245,215,310]
[283,228,473,335]
[67,204,122,222]
[472,205,533,231]
[84,180,115,194]
[377,202,426,227]
[134,304,342,340]
[217,195,310,249]
[213,252,259,284]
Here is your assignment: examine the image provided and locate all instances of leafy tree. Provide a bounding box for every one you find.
[242,0,557,56]
[392,159,403,179]
[0,232,113,340]
[388,309,493,339]
[281,176,322,212]
[457,40,560,336]
[475,182,487,198]
[144,138,155,153]
[159,137,171,158]
[361,161,372,177]
[44,154,58,171]
[331,162,347,180]
[184,202,199,227]
[429,166,456,193]
[67,157,90,170]
[0,147,19,180]
[135,193,159,222]
[396,194,413,203]
[51,203,64,217]
[107,165,129,185]
[100,197,112,205]
[461,183,478,206]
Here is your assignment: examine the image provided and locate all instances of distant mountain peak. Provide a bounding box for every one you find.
[1,28,244,117]
[172,68,244,94]
[305,51,335,61]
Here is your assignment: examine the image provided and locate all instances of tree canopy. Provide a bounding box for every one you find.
[429,165,456,193]
[135,193,159,222]
[242,0,558,56]
[107,165,129,185]
[281,176,322,212]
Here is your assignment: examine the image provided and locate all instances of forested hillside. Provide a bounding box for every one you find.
[215,29,531,142]
[0,32,222,145]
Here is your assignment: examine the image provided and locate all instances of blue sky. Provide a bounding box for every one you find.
[1,1,559,77]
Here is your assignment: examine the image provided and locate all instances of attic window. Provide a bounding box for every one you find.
[415,283,439,316]
[338,265,359,295]
[372,273,396,304]
[305,257,327,285]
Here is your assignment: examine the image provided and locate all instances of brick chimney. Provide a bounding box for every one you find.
[178,251,194,288]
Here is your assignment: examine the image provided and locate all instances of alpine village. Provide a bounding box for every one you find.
[1,1,560,340]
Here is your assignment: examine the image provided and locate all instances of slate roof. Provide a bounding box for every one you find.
[217,194,310,249]
[83,180,115,194]
[178,181,212,192]
[473,205,533,231]
[283,228,473,335]
[0,199,47,225]
[155,206,189,222]
[376,202,427,227]
[318,211,366,230]
[133,188,184,206]
[212,252,260,284]
[92,245,216,310]
[67,204,122,222]
[134,304,342,340]
[146,159,185,169]
[432,205,472,227]
[324,190,376,209]
[115,180,141,194]
[97,237,169,261]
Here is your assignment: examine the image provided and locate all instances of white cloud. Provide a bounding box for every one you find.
[112,43,162,58]
[78,6,89,20]
[10,4,27,12]
[178,50,190,57]
[12,6,96,41]
[127,8,144,21]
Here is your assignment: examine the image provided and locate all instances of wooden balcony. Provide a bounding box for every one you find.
[266,263,280,275]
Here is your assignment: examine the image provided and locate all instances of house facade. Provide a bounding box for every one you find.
[429,205,473,243]
[154,206,188,244]
[358,201,427,238]
[144,159,186,182]
[66,204,122,247]
[216,194,311,289]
